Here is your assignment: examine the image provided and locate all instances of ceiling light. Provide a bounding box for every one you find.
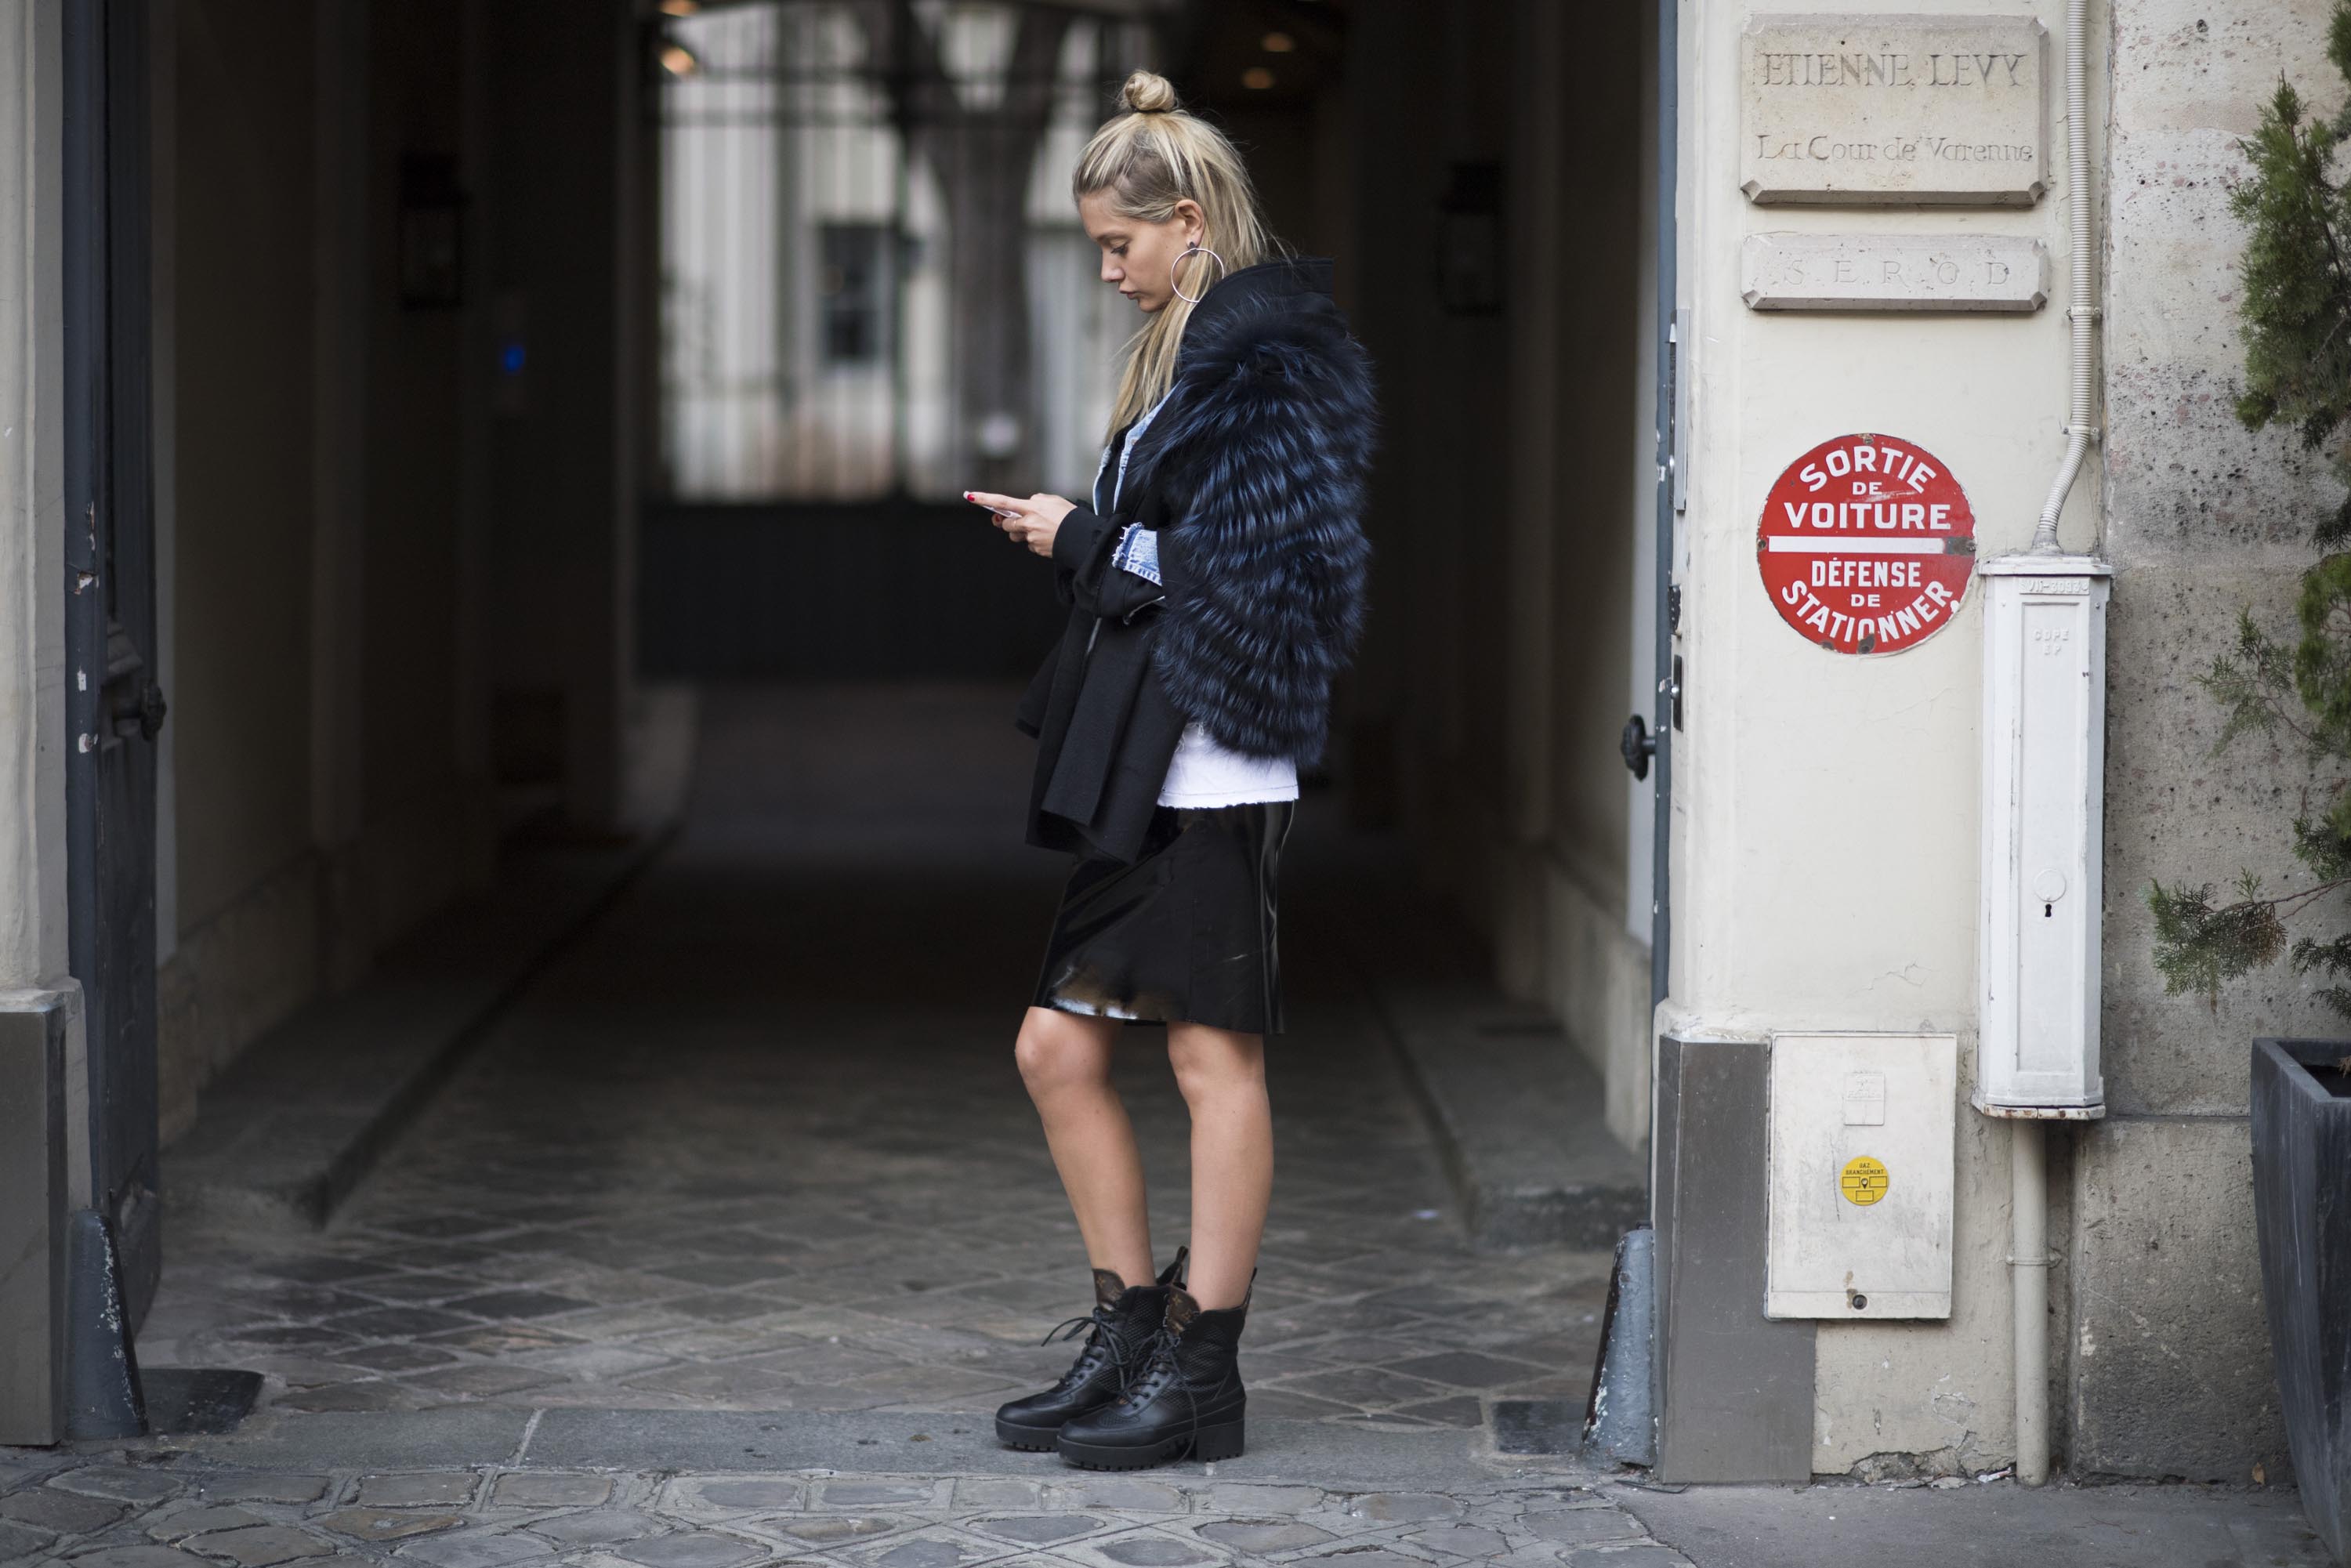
[1241,66,1276,89]
[658,0,698,14]
[660,42,700,76]
[1262,31,1296,53]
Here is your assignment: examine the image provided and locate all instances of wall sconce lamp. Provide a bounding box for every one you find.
[1436,160,1504,317]
[397,152,465,310]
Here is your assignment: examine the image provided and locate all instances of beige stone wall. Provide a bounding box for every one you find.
[0,0,92,1251]
[1668,0,2096,1478]
[160,0,324,1139]
[483,0,642,836]
[158,0,505,1143]
[0,0,73,1001]
[1345,0,1656,1155]
[355,0,489,948]
[2070,0,2342,1481]
[168,0,318,950]
[1343,0,1514,899]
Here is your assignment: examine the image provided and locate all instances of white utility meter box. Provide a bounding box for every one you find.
[1766,1032,1956,1320]
[1977,555,2112,1117]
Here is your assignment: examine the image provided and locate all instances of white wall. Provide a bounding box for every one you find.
[2073,0,2338,1480]
[0,0,72,1003]
[0,0,89,1236]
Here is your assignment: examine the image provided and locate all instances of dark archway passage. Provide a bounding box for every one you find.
[136,685,1610,1443]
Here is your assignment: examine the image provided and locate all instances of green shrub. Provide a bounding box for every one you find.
[2151,2,2351,1016]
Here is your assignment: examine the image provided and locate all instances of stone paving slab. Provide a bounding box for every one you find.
[0,1455,1685,1568]
[1613,1476,2335,1567]
[7,1451,2326,1567]
[148,1408,533,1473]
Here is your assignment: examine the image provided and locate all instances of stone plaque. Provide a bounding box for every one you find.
[1741,233,2047,311]
[1742,15,2046,205]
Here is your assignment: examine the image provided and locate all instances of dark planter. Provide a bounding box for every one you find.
[2251,1037,2351,1564]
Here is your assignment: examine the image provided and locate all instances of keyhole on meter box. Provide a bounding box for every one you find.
[2033,868,2067,924]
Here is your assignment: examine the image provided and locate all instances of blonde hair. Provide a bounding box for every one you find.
[1074,70,1280,439]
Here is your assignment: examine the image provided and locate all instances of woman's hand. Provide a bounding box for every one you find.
[967,491,1077,558]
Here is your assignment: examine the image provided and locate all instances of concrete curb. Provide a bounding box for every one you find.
[126,1405,1607,1490]
[1364,982,1646,1251]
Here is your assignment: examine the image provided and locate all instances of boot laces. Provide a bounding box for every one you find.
[1114,1323,1212,1452]
[1117,1324,1179,1406]
[1039,1304,1146,1389]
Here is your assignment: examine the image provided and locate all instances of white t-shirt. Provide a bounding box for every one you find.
[1158,721,1299,807]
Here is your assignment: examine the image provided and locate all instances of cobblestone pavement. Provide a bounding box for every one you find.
[0,1452,1691,1567]
[134,686,1611,1433]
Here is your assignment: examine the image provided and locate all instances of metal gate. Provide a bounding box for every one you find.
[654,0,1157,503]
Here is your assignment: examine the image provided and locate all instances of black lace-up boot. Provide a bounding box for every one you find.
[994,1248,1187,1451]
[1053,1276,1250,1470]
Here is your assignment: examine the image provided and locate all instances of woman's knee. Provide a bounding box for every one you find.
[1167,1025,1266,1108]
[1015,1007,1112,1097]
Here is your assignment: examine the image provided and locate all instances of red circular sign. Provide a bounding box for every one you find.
[1758,433,1976,654]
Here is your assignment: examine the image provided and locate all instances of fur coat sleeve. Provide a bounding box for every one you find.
[1123,296,1378,767]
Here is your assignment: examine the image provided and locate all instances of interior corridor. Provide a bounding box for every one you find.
[135,685,1612,1443]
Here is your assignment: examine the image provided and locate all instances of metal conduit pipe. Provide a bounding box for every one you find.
[2031,0,2099,555]
[2012,1121,2051,1485]
[2012,0,2099,1487]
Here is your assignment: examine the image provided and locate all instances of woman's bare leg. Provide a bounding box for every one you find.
[1165,1021,1273,1309]
[1015,1005,1154,1287]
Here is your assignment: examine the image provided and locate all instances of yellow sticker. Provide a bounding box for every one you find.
[1840,1155,1890,1207]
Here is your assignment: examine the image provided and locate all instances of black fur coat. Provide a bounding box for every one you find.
[1015,255,1377,863]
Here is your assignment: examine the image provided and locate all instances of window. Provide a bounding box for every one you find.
[655,0,1147,502]
[819,223,889,367]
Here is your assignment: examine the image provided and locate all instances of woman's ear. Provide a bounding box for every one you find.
[1174,197,1207,248]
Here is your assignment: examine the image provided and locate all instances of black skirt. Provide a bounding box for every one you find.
[1031,800,1295,1034]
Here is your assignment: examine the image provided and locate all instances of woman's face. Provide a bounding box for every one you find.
[1078,192,1206,314]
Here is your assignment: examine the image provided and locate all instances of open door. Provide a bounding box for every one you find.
[63,0,165,1339]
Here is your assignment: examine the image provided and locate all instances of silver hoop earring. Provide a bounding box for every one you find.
[1171,241,1226,305]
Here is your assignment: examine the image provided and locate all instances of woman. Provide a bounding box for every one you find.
[964,70,1375,1472]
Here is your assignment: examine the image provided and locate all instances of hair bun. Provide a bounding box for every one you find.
[1120,70,1179,115]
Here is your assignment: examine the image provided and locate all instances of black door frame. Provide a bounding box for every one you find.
[62,0,164,1339]
[1649,0,1677,1015]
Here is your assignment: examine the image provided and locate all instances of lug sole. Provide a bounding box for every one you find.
[1056,1418,1245,1470]
[994,1414,1069,1450]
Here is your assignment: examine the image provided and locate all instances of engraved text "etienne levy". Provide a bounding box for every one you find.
[1756,52,2030,89]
